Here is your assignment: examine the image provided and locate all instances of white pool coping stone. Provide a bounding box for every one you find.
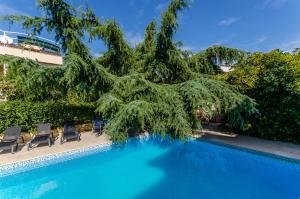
[0,143,112,177]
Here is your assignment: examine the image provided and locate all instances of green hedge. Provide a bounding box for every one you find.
[0,100,96,132]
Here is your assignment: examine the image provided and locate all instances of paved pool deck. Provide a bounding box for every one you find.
[1,128,300,167]
[199,128,300,162]
[0,132,111,166]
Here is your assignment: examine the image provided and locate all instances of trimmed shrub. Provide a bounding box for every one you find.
[0,100,96,132]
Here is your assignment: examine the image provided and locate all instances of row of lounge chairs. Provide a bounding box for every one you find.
[0,119,107,154]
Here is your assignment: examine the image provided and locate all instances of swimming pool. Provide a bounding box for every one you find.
[1,137,300,199]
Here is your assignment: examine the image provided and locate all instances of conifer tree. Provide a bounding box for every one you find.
[91,20,134,75]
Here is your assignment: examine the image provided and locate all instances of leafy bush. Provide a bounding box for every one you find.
[219,50,300,143]
[1,55,66,101]
[0,100,96,132]
[188,46,248,75]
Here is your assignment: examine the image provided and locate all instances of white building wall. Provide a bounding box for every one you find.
[0,44,63,66]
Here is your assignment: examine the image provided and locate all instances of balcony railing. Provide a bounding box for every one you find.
[0,29,61,55]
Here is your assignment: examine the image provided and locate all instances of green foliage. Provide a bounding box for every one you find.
[215,60,261,93]
[0,0,260,143]
[134,21,157,75]
[91,20,134,75]
[63,53,116,101]
[2,0,100,59]
[188,52,215,74]
[176,78,257,131]
[205,46,247,70]
[0,100,95,132]
[143,21,157,55]
[96,74,191,141]
[135,21,157,67]
[146,0,192,83]
[220,50,300,143]
[1,55,66,101]
[96,74,257,141]
[155,0,188,61]
[189,46,248,74]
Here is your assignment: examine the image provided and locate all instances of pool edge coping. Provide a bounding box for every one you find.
[0,142,112,177]
[198,138,300,165]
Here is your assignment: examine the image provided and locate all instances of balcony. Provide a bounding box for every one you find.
[0,30,63,66]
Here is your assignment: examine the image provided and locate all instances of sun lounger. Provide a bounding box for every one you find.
[0,127,22,153]
[61,121,81,144]
[27,123,53,150]
[92,119,107,136]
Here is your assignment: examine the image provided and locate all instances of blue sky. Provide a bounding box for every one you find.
[0,0,299,55]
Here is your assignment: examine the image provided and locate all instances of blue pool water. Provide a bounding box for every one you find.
[1,137,300,199]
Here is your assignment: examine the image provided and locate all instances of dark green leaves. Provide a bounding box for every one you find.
[91,20,134,75]
[220,50,300,143]
[96,75,257,141]
[0,0,260,143]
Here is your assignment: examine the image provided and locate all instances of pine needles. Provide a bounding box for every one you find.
[96,74,256,141]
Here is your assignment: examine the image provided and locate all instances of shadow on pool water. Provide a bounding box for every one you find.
[133,140,300,199]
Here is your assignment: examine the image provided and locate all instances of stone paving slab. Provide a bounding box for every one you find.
[0,132,111,166]
[200,130,300,161]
